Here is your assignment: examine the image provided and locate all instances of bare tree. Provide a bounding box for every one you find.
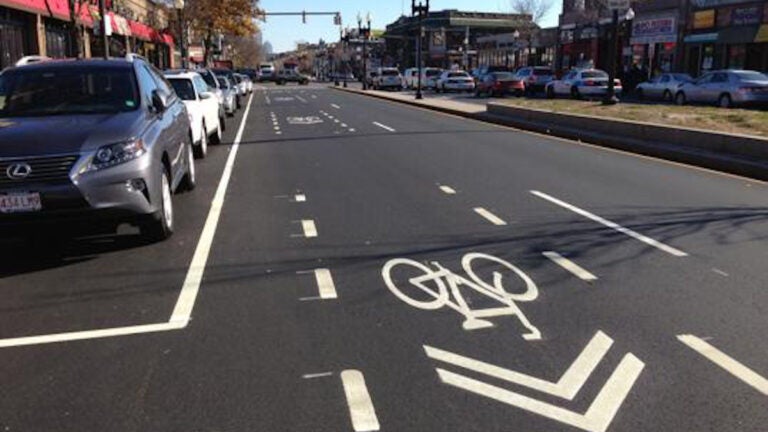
[509,0,555,24]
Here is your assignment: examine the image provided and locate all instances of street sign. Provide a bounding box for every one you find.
[608,0,630,10]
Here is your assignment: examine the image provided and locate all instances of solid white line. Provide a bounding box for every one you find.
[341,370,381,432]
[531,190,688,257]
[678,335,768,395]
[0,322,184,348]
[474,207,507,226]
[331,103,341,109]
[302,372,333,379]
[171,93,255,324]
[542,251,598,282]
[314,268,338,299]
[373,122,395,132]
[302,220,318,238]
[295,194,306,202]
[439,185,457,194]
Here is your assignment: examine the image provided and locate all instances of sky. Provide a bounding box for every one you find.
[259,0,562,54]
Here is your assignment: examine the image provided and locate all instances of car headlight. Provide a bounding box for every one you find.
[88,139,146,171]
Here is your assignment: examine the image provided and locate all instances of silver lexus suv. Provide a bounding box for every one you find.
[0,56,196,241]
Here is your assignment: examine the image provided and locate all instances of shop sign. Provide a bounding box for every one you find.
[693,10,715,29]
[631,17,677,44]
[577,26,598,40]
[430,30,446,54]
[732,6,762,26]
[559,29,574,44]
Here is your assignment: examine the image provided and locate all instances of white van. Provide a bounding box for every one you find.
[259,63,275,82]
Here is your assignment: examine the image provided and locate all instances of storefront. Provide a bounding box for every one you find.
[0,5,36,69]
[559,24,599,71]
[630,11,679,75]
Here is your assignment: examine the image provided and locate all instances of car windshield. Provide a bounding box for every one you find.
[0,66,139,117]
[733,71,768,81]
[582,71,608,78]
[199,71,217,88]
[381,70,399,76]
[168,79,196,101]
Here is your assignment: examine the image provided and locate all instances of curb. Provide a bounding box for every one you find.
[331,86,768,181]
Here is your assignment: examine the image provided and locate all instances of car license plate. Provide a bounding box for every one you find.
[0,192,42,213]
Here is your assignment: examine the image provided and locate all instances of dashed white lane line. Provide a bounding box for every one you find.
[373,121,396,132]
[712,268,729,277]
[341,123,348,128]
[531,190,688,257]
[677,335,768,396]
[302,372,333,379]
[0,93,256,349]
[302,219,318,238]
[542,251,598,282]
[295,194,306,202]
[474,207,507,226]
[311,95,318,99]
[296,95,308,103]
[341,370,381,432]
[265,95,271,105]
[439,185,457,194]
[331,103,341,109]
[313,268,338,299]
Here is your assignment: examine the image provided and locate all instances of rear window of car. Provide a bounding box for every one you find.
[0,66,139,117]
[168,78,196,101]
[582,71,608,79]
[381,70,399,76]
[733,71,768,81]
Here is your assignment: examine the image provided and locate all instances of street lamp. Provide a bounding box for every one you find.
[341,26,351,88]
[174,0,187,68]
[604,7,635,105]
[512,30,520,69]
[411,0,429,100]
[358,12,372,90]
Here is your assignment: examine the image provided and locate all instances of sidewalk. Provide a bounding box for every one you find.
[334,85,485,117]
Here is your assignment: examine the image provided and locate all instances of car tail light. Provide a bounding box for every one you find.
[614,79,622,86]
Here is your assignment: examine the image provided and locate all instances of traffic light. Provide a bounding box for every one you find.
[334,13,341,26]
[302,11,306,24]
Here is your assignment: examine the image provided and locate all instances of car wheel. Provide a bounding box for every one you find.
[570,86,581,100]
[194,124,208,158]
[220,115,226,132]
[141,167,174,242]
[675,92,686,106]
[663,90,672,102]
[236,96,242,109]
[718,93,732,109]
[211,119,222,145]
[546,86,555,99]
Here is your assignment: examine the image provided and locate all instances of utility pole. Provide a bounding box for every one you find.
[411,0,429,100]
[98,0,109,59]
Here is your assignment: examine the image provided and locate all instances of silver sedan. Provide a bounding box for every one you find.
[674,70,768,108]
[636,73,692,102]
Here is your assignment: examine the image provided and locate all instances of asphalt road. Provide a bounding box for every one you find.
[1,82,766,432]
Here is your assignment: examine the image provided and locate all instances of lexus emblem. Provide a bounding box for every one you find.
[6,162,32,180]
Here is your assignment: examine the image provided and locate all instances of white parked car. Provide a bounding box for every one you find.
[165,72,222,158]
[216,76,238,116]
[436,70,475,92]
[545,69,622,99]
[403,67,442,89]
[636,73,693,101]
[373,68,403,90]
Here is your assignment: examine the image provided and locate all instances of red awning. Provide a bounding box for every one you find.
[0,0,93,25]
[129,20,154,41]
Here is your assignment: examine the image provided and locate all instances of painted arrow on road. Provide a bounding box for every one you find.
[425,331,645,432]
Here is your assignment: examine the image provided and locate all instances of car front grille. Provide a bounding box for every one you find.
[0,155,80,187]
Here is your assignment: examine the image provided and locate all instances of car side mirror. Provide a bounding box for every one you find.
[200,92,213,100]
[151,89,169,113]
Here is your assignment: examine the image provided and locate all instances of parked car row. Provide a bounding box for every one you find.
[0,54,254,243]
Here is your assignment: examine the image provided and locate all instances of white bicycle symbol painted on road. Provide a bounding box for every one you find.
[382,253,541,340]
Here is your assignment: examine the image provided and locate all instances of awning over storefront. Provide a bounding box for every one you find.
[718,26,759,44]
[0,0,92,25]
[683,32,718,43]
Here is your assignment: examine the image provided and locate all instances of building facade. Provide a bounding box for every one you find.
[0,0,175,70]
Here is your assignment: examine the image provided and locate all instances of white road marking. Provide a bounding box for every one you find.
[334,119,340,123]
[341,123,348,128]
[439,185,457,194]
[531,190,688,257]
[295,194,306,202]
[265,95,271,105]
[302,372,333,379]
[299,296,323,301]
[296,95,308,103]
[341,370,381,432]
[712,268,729,277]
[373,122,396,132]
[0,93,255,349]
[313,269,338,299]
[678,335,768,395]
[331,103,341,109]
[311,95,318,99]
[302,219,318,238]
[276,131,283,135]
[474,207,507,226]
[542,251,598,282]
[273,126,280,131]
[349,129,356,132]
